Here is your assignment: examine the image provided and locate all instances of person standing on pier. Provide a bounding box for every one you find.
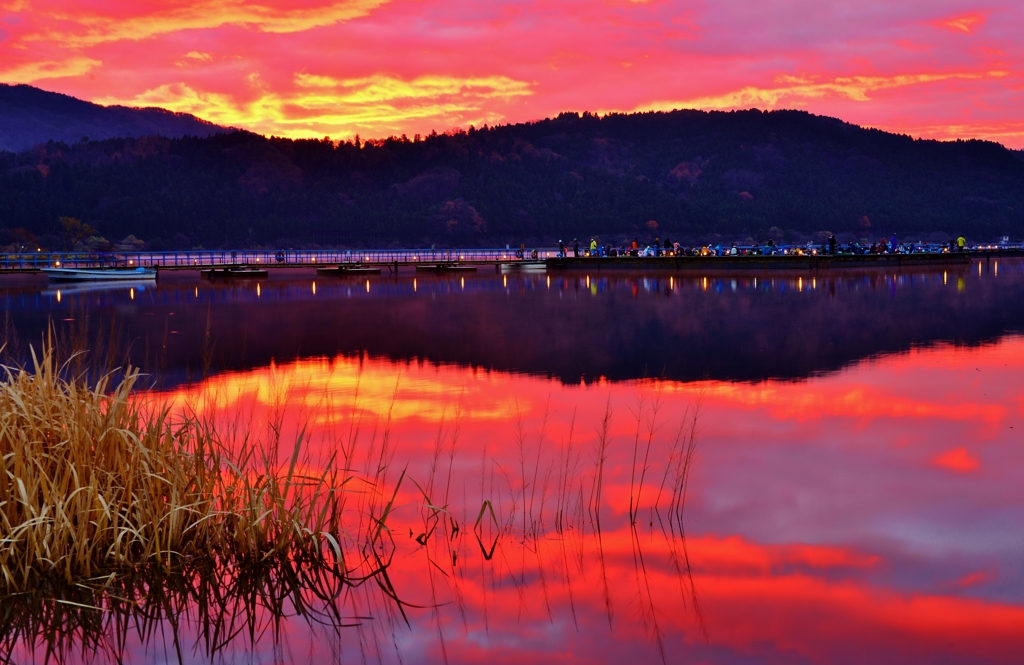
[890,233,898,253]
[828,234,837,255]
[573,239,580,257]
[957,235,967,251]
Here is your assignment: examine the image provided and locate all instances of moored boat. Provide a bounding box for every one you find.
[42,267,157,282]
[316,265,382,276]
[499,261,547,272]
[201,266,269,279]
[415,264,478,273]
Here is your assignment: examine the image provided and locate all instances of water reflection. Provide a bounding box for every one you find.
[4,261,1024,386]
[3,264,1023,662]
[3,341,1002,664]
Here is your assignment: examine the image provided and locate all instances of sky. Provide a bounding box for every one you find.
[1,0,1023,147]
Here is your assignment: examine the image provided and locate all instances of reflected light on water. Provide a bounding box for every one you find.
[146,336,1024,664]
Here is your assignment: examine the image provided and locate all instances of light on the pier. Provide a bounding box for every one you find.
[129,260,134,265]
[55,261,60,266]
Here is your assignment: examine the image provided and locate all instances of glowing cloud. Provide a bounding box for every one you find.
[0,56,101,84]
[637,71,1010,112]
[936,13,987,34]
[101,74,532,138]
[26,0,391,47]
[934,447,981,473]
[3,0,1024,146]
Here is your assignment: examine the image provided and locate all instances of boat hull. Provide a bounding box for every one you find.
[415,264,478,273]
[499,262,547,272]
[316,266,382,276]
[42,267,157,282]
[201,267,269,279]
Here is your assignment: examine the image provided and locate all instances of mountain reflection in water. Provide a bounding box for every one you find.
[1,262,1022,663]
[2,260,1024,386]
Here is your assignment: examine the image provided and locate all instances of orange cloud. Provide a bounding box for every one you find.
[935,13,987,34]
[633,70,1010,112]
[25,0,391,47]
[99,74,533,139]
[933,447,980,473]
[0,56,101,84]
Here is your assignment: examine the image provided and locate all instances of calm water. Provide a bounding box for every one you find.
[2,260,1023,664]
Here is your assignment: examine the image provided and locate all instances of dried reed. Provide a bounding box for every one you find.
[0,344,361,594]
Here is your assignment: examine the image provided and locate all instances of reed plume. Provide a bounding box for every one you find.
[0,345,354,593]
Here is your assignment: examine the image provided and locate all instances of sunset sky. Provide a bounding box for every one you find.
[2,0,1023,146]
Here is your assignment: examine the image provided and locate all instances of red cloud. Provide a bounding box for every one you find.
[934,12,987,34]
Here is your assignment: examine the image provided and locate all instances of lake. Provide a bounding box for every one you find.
[2,259,1023,664]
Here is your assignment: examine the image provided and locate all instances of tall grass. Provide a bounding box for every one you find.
[0,344,369,594]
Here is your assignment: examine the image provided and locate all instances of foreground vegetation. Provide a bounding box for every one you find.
[0,346,364,592]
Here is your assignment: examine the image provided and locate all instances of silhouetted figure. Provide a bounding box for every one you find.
[828,234,837,255]
[558,239,565,258]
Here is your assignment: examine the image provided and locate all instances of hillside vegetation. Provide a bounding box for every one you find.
[2,108,1023,249]
[0,84,225,153]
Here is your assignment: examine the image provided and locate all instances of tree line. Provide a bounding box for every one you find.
[1,108,1023,250]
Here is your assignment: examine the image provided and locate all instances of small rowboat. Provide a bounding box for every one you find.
[316,265,382,276]
[201,266,269,279]
[42,267,157,282]
[415,264,478,273]
[499,262,546,272]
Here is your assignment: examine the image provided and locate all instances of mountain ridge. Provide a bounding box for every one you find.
[0,83,228,152]
[2,102,1023,248]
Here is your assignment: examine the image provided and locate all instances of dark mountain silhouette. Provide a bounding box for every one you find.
[0,83,227,152]
[2,106,1023,249]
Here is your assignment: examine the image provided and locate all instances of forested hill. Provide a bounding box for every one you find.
[2,108,1024,250]
[0,84,225,153]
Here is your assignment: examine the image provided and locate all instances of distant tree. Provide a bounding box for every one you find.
[59,216,96,251]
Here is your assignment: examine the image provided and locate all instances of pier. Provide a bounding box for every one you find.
[0,246,1020,274]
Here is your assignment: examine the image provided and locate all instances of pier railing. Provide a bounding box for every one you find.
[0,248,559,270]
[2,244,1024,271]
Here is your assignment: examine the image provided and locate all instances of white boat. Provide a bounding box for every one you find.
[499,261,547,272]
[44,281,152,295]
[41,267,157,282]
